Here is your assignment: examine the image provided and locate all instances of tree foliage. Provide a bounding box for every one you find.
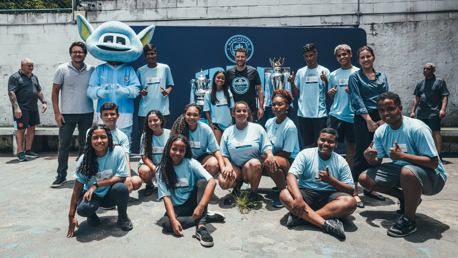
[0,0,72,10]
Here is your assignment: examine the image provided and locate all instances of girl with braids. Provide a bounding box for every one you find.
[218,101,276,206]
[67,124,132,238]
[203,70,234,144]
[138,110,171,196]
[157,135,225,247]
[171,103,228,177]
[263,89,300,208]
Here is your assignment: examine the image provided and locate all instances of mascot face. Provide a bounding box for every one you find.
[77,14,155,63]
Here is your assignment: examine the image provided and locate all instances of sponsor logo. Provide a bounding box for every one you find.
[124,76,129,82]
[225,35,254,63]
[232,77,250,95]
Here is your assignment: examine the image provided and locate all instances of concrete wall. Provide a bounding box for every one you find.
[1,0,457,126]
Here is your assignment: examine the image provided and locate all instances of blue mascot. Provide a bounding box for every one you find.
[77,14,155,146]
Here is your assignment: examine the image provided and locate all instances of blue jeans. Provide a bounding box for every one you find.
[118,125,132,154]
[57,113,94,177]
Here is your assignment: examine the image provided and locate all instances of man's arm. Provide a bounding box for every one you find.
[288,71,300,96]
[52,83,65,126]
[256,84,264,119]
[439,96,448,119]
[389,142,438,170]
[8,90,22,119]
[410,96,420,118]
[37,90,47,113]
[316,166,354,195]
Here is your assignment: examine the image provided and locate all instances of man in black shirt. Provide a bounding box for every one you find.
[226,48,264,122]
[410,63,449,155]
[8,58,47,161]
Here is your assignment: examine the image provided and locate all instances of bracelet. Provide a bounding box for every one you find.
[68,214,75,217]
[43,101,47,104]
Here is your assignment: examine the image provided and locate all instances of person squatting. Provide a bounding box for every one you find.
[12,41,446,246]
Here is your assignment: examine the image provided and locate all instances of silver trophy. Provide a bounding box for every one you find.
[190,70,210,106]
[269,57,285,90]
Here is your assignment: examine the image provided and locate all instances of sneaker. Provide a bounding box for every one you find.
[195,226,214,247]
[17,152,28,162]
[323,219,346,238]
[51,175,67,188]
[87,213,101,227]
[143,184,155,196]
[206,211,225,223]
[396,198,422,215]
[247,192,258,208]
[286,212,306,227]
[100,206,116,210]
[273,196,284,208]
[117,213,133,231]
[387,215,417,237]
[231,181,243,197]
[25,150,39,158]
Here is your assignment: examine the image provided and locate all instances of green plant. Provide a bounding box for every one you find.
[232,181,261,214]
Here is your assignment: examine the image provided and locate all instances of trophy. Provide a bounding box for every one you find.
[190,70,210,106]
[269,57,285,90]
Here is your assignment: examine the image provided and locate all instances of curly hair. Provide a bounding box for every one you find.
[231,101,253,124]
[210,70,231,107]
[159,134,193,191]
[142,110,164,162]
[77,124,114,180]
[171,103,201,141]
[271,89,294,105]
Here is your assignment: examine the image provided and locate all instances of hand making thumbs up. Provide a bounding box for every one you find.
[389,141,404,160]
[364,141,378,161]
[320,70,328,83]
[328,84,338,99]
[288,71,295,83]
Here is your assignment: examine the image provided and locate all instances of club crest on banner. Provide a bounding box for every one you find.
[225,35,253,63]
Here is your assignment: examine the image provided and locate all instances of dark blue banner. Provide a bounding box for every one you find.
[130,26,367,153]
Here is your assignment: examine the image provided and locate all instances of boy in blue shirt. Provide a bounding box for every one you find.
[360,92,446,237]
[279,128,357,239]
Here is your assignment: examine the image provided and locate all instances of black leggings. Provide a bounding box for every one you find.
[76,182,129,216]
[162,179,208,232]
[351,110,381,182]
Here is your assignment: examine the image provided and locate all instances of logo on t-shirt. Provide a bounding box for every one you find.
[176,178,189,188]
[232,77,250,94]
[225,35,254,63]
[96,169,113,181]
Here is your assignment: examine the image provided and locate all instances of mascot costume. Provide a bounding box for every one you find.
[76,14,155,146]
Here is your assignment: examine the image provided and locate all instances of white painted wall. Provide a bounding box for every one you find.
[0,0,457,126]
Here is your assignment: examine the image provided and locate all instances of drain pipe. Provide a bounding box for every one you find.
[356,0,361,28]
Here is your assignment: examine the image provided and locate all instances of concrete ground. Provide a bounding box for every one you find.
[0,152,457,257]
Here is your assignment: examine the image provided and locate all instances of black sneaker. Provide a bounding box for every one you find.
[17,152,28,162]
[273,196,284,208]
[51,175,67,188]
[195,226,214,247]
[117,213,133,231]
[247,192,258,208]
[323,219,346,238]
[143,184,155,196]
[231,181,243,197]
[100,206,116,210]
[387,215,417,237]
[206,211,225,223]
[87,213,101,227]
[286,212,307,227]
[25,150,39,158]
[396,198,422,215]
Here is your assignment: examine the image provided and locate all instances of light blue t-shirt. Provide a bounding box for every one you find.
[220,122,272,167]
[86,128,129,153]
[136,63,174,116]
[189,121,220,159]
[139,129,171,166]
[265,117,300,159]
[373,116,447,182]
[289,148,354,191]
[203,90,234,130]
[75,146,129,198]
[157,158,213,206]
[294,65,330,118]
[328,67,360,123]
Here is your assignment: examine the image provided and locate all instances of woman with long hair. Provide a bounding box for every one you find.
[158,134,225,247]
[218,101,276,206]
[171,103,228,177]
[348,46,389,208]
[203,70,234,144]
[66,124,132,237]
[263,89,300,208]
[138,110,171,196]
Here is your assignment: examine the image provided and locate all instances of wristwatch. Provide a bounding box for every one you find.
[93,182,99,189]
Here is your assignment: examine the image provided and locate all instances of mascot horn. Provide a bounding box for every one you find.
[77,14,155,147]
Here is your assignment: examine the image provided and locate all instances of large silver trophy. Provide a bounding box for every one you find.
[269,57,285,90]
[190,70,210,106]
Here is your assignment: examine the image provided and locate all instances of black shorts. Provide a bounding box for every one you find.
[419,118,441,131]
[213,123,224,131]
[14,109,40,129]
[299,188,350,211]
[196,153,212,163]
[327,115,355,143]
[298,117,327,146]
[130,169,139,177]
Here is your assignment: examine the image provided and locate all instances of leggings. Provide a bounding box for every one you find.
[76,182,129,217]
[351,110,381,182]
[162,179,208,232]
